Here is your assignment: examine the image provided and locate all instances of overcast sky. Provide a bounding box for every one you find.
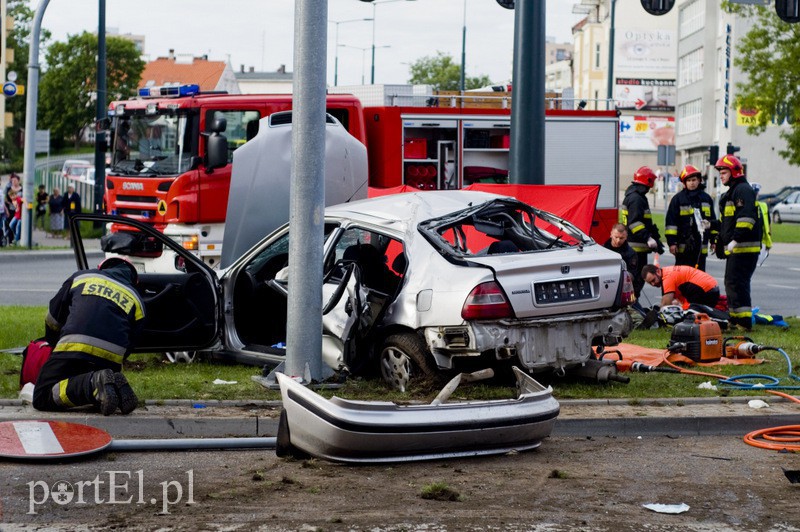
[31,0,583,86]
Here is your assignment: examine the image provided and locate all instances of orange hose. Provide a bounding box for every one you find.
[661,351,728,380]
[766,390,800,403]
[744,425,800,451]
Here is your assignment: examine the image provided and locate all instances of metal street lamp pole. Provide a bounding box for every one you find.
[340,44,388,85]
[460,0,467,92]
[332,18,372,86]
[361,0,416,84]
[606,0,617,109]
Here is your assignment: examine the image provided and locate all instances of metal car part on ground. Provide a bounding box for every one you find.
[69,191,633,391]
[275,366,560,463]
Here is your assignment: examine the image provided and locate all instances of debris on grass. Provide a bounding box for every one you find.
[420,481,463,501]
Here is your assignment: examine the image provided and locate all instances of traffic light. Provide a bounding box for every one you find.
[708,145,719,166]
[726,143,740,155]
[776,0,800,23]
[641,0,675,15]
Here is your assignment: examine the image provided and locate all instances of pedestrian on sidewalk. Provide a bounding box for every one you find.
[3,187,18,245]
[48,187,65,236]
[35,184,49,230]
[62,184,82,230]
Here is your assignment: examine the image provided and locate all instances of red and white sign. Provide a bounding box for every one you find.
[0,420,112,459]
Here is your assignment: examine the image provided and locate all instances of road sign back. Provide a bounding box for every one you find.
[0,420,112,460]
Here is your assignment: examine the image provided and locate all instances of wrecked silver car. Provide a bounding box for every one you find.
[71,190,633,390]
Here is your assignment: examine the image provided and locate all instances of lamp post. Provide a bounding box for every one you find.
[331,17,372,86]
[606,0,617,110]
[340,44,389,85]
[360,0,416,84]
[460,0,467,92]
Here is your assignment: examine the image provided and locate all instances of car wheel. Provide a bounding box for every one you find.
[773,211,782,224]
[379,333,439,392]
[164,351,197,364]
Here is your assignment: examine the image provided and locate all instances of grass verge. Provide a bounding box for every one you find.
[1,306,798,402]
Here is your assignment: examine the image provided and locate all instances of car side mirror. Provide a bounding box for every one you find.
[206,133,228,170]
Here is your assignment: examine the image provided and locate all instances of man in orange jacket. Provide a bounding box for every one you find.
[641,264,720,309]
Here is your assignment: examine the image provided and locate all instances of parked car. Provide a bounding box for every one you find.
[758,185,800,211]
[771,190,800,224]
[70,191,634,390]
[61,159,95,185]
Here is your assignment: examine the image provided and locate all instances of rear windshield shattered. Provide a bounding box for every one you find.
[418,198,592,257]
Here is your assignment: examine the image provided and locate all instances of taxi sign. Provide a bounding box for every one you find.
[0,420,112,460]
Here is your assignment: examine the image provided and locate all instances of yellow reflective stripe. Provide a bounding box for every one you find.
[730,310,752,318]
[629,222,645,233]
[665,228,678,236]
[58,379,76,408]
[679,208,694,215]
[731,247,761,253]
[701,205,711,216]
[700,248,708,255]
[53,342,124,364]
[644,213,653,219]
[629,242,649,251]
[724,205,735,216]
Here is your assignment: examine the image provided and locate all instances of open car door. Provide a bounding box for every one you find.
[69,214,220,354]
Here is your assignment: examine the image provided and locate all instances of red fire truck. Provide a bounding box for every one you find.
[105,84,366,268]
[105,86,618,267]
[360,99,619,242]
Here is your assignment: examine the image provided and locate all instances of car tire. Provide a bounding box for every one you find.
[164,351,197,364]
[773,211,782,224]
[379,333,440,392]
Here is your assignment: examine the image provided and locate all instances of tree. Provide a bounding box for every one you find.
[725,2,800,166]
[38,32,144,148]
[407,51,492,91]
[4,0,50,152]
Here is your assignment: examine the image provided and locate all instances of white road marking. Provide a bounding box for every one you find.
[766,284,798,290]
[14,422,64,455]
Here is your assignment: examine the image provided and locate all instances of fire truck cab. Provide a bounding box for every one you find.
[106,85,366,270]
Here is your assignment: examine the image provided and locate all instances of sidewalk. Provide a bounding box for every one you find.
[1,226,102,259]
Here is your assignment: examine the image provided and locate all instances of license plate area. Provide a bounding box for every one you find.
[534,278,595,305]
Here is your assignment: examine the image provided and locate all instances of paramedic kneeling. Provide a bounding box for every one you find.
[641,264,720,310]
[33,258,145,416]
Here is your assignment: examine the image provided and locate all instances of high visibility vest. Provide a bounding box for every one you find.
[756,201,772,249]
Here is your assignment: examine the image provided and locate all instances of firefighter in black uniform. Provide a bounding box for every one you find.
[713,154,762,330]
[622,166,664,299]
[664,164,717,271]
[33,258,145,415]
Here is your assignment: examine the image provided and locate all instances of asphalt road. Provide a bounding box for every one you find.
[1,245,798,318]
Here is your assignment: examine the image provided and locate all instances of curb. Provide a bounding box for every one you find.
[2,396,798,440]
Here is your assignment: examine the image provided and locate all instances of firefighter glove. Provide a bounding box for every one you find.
[701,219,711,230]
[647,237,657,250]
[727,240,737,253]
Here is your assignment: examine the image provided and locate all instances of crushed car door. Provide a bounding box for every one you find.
[69,214,220,353]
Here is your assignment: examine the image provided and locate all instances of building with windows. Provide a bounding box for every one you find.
[572,0,678,180]
[674,0,797,193]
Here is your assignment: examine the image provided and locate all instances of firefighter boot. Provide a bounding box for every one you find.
[114,372,138,415]
[92,369,120,416]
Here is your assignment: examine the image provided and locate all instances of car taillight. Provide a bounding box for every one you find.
[618,270,635,307]
[461,281,514,320]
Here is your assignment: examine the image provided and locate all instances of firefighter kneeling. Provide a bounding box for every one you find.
[33,257,145,415]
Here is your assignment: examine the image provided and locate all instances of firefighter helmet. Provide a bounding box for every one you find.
[679,164,701,183]
[98,257,138,285]
[632,166,657,188]
[715,155,744,179]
